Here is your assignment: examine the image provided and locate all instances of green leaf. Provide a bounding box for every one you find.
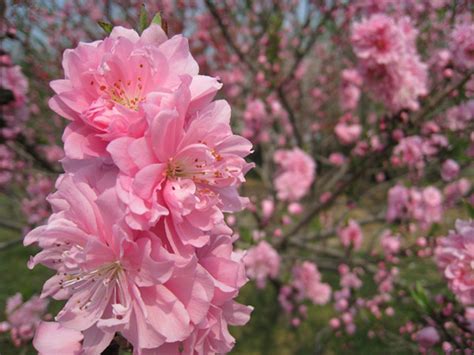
[98,21,113,34]
[151,12,162,26]
[138,5,148,34]
[409,282,430,311]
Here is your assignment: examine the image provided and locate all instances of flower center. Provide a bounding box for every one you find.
[165,155,225,185]
[59,261,122,290]
[97,78,145,110]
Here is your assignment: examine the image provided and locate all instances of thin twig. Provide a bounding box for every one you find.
[0,237,23,251]
[204,0,257,74]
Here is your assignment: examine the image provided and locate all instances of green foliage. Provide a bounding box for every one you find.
[138,4,148,34]
[98,21,113,34]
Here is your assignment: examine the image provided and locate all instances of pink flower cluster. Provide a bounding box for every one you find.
[273,148,315,201]
[0,57,29,138]
[391,134,449,173]
[0,293,49,347]
[278,262,330,327]
[435,219,474,305]
[339,69,362,111]
[386,185,443,229]
[351,14,428,111]
[25,25,253,354]
[21,175,53,226]
[450,23,474,70]
[338,219,364,250]
[242,98,270,144]
[243,241,280,289]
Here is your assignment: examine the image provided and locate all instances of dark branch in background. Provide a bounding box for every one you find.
[0,237,23,251]
[15,133,61,173]
[273,3,340,147]
[277,155,370,251]
[276,86,303,146]
[204,0,257,74]
[411,70,474,122]
[278,4,337,89]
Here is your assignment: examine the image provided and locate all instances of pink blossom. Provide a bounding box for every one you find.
[435,219,474,305]
[24,174,222,353]
[351,14,402,64]
[33,321,83,355]
[334,122,362,145]
[392,136,424,170]
[352,15,427,111]
[292,262,331,305]
[0,62,29,137]
[380,230,401,255]
[158,235,253,354]
[328,152,347,166]
[420,186,443,226]
[338,219,363,250]
[442,100,474,131]
[444,178,472,207]
[273,148,315,201]
[242,98,270,143]
[441,159,460,182]
[50,25,221,159]
[261,198,275,222]
[21,175,53,225]
[340,69,362,111]
[107,81,252,245]
[288,202,303,215]
[340,272,362,289]
[0,145,15,187]
[450,23,474,69]
[415,326,440,348]
[0,293,49,347]
[386,185,409,222]
[244,241,280,288]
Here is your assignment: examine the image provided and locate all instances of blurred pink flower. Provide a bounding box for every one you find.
[392,136,424,170]
[415,326,440,348]
[0,62,29,137]
[334,122,362,145]
[435,219,474,305]
[292,262,331,305]
[244,241,280,289]
[242,98,270,144]
[351,14,402,64]
[380,230,401,255]
[338,219,363,250]
[441,159,460,182]
[451,23,474,69]
[352,14,427,111]
[0,293,48,347]
[444,178,471,207]
[328,152,347,166]
[273,148,315,201]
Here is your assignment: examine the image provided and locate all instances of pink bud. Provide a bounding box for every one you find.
[416,327,440,348]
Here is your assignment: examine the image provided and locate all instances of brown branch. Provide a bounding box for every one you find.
[203,0,257,74]
[412,70,474,122]
[0,237,23,251]
[15,133,61,174]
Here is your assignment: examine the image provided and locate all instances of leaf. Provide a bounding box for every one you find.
[409,282,430,311]
[138,4,148,34]
[151,12,162,26]
[98,21,113,34]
